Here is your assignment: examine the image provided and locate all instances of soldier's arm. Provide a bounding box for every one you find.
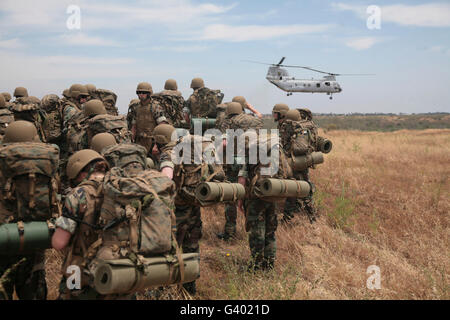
[151,100,169,125]
[237,166,248,212]
[159,149,175,179]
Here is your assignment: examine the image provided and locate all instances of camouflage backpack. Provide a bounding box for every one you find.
[65,111,90,155]
[0,142,60,223]
[187,87,224,118]
[101,143,148,175]
[93,89,119,116]
[166,135,225,206]
[152,92,186,128]
[246,134,292,202]
[285,119,319,157]
[11,101,48,143]
[87,114,132,146]
[0,109,14,140]
[97,167,177,258]
[41,94,63,143]
[230,113,263,131]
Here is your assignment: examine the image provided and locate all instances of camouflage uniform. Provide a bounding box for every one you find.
[128,99,167,155]
[217,113,263,239]
[153,90,186,128]
[54,172,114,300]
[185,87,224,119]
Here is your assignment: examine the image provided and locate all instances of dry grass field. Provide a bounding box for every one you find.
[45,129,449,300]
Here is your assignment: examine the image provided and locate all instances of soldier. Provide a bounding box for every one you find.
[51,149,112,300]
[184,77,224,124]
[13,87,29,100]
[152,123,225,294]
[216,102,263,241]
[0,94,5,109]
[11,96,48,142]
[152,79,186,128]
[231,96,263,119]
[61,84,89,127]
[280,109,318,223]
[272,103,289,131]
[0,121,60,300]
[127,82,168,156]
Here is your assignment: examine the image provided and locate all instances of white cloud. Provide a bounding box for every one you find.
[345,37,381,50]
[59,33,122,47]
[0,38,25,49]
[333,2,450,27]
[150,45,210,52]
[190,23,332,42]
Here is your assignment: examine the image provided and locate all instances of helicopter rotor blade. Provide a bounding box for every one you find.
[241,60,275,66]
[277,57,286,65]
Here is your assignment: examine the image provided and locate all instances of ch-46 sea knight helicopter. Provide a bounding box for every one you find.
[245,57,373,99]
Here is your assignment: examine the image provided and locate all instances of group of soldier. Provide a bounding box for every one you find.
[0,77,326,300]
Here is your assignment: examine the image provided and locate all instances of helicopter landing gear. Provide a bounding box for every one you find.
[287,92,293,96]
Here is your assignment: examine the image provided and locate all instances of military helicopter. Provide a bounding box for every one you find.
[245,57,373,99]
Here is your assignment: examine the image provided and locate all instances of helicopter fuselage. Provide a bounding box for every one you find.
[266,66,342,94]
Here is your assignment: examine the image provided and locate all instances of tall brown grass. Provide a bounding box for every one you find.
[45,129,450,300]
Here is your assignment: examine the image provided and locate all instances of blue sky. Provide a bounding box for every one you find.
[1,0,449,114]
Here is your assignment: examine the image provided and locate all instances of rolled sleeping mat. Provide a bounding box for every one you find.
[0,221,55,255]
[292,152,324,172]
[195,182,246,203]
[93,253,200,295]
[260,178,311,198]
[191,118,216,131]
[317,137,333,154]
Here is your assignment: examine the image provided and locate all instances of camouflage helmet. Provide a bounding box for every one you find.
[62,89,71,99]
[226,102,243,117]
[272,103,289,115]
[70,84,89,99]
[1,92,11,102]
[91,132,117,154]
[164,79,178,90]
[84,99,107,117]
[286,109,301,121]
[0,94,5,108]
[3,120,40,143]
[67,149,106,180]
[232,96,246,110]
[85,84,97,95]
[298,108,313,120]
[153,123,175,145]
[14,87,29,98]
[136,82,153,94]
[190,77,204,89]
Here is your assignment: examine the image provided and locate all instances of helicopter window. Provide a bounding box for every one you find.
[316,83,320,88]
[325,82,330,86]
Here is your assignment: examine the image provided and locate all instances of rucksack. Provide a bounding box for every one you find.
[87,114,132,146]
[0,142,60,222]
[98,168,177,257]
[230,113,263,131]
[11,102,48,143]
[284,120,318,157]
[93,89,119,115]
[41,94,63,143]
[101,143,148,175]
[187,87,224,118]
[151,92,186,128]
[65,112,89,155]
[0,109,14,139]
[168,135,225,206]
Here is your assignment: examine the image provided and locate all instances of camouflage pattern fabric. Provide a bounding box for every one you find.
[41,94,63,144]
[133,99,167,154]
[244,199,277,270]
[87,114,132,145]
[55,173,105,300]
[223,164,239,238]
[185,87,224,118]
[0,142,60,222]
[11,100,48,142]
[65,111,90,156]
[92,89,119,116]
[0,252,47,300]
[175,205,202,254]
[97,168,177,258]
[126,99,139,131]
[152,91,186,128]
[61,100,81,127]
[0,108,14,140]
[101,143,148,176]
